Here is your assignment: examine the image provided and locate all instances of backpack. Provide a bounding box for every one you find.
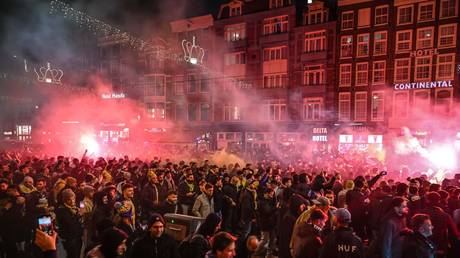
[178,233,205,258]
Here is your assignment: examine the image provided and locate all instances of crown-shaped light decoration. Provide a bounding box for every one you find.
[182,36,205,65]
[34,62,64,84]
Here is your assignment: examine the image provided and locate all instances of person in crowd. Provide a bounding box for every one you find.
[237,179,258,240]
[180,213,222,258]
[55,188,84,258]
[130,213,179,258]
[19,175,36,197]
[346,177,368,239]
[401,214,435,258]
[141,170,160,217]
[255,187,277,257]
[378,197,408,258]
[205,231,237,258]
[119,183,136,228]
[86,227,128,258]
[34,229,57,258]
[159,190,180,216]
[278,194,308,258]
[222,176,239,232]
[291,209,327,258]
[192,183,215,218]
[420,191,460,257]
[320,208,364,258]
[178,170,198,215]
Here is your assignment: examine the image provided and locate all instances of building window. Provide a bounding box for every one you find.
[263,73,287,88]
[338,92,351,121]
[440,0,457,18]
[438,24,457,48]
[357,34,369,57]
[146,102,166,120]
[436,53,455,80]
[371,92,384,121]
[304,65,324,86]
[263,46,288,61]
[418,2,435,22]
[416,27,434,49]
[435,89,452,115]
[263,16,289,35]
[308,10,324,25]
[397,5,413,25]
[175,75,184,95]
[270,0,284,9]
[303,98,323,121]
[394,58,411,83]
[224,105,242,121]
[187,74,197,93]
[375,5,389,25]
[415,57,432,81]
[358,8,371,28]
[413,90,430,113]
[176,104,184,121]
[145,75,166,96]
[393,92,409,118]
[341,11,354,30]
[304,31,326,53]
[200,103,210,121]
[339,64,352,86]
[229,4,242,17]
[396,30,412,53]
[263,99,287,121]
[356,62,369,86]
[224,52,246,65]
[224,23,246,42]
[340,35,353,58]
[200,74,209,93]
[373,31,387,56]
[354,92,367,122]
[372,61,386,84]
[188,103,197,121]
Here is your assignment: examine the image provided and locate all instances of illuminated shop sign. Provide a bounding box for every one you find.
[101,93,126,99]
[394,80,452,91]
[312,128,328,142]
[312,128,327,134]
[312,135,327,142]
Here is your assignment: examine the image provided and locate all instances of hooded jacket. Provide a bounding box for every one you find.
[320,227,364,258]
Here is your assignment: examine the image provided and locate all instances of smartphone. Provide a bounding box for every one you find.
[38,216,53,235]
[79,201,85,209]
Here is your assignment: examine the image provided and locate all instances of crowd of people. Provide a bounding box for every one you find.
[0,149,459,258]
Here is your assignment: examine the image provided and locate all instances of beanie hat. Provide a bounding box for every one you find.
[61,188,76,202]
[83,186,95,197]
[65,177,77,186]
[335,208,352,223]
[100,227,128,258]
[148,213,165,228]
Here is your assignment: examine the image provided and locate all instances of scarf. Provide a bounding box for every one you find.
[64,203,79,215]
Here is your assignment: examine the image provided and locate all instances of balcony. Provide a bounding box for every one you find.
[301,50,327,63]
[299,84,327,94]
[226,39,248,49]
[260,32,289,44]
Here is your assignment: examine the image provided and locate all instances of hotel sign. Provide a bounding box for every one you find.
[410,48,438,57]
[394,80,453,91]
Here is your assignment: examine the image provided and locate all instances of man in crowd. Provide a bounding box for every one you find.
[192,183,215,218]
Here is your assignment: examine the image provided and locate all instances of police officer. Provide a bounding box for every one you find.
[320,208,364,258]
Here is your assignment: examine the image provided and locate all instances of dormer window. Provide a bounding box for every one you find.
[229,4,242,17]
[270,0,284,9]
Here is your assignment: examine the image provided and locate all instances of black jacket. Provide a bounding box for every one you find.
[141,182,160,215]
[379,210,406,258]
[131,232,180,258]
[320,227,364,258]
[178,181,197,206]
[292,223,323,258]
[401,231,435,258]
[55,205,83,240]
[257,197,277,231]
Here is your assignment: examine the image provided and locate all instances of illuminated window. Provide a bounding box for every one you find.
[438,24,457,48]
[416,27,434,49]
[397,5,413,25]
[375,5,389,25]
[146,102,166,120]
[393,92,409,118]
[305,31,326,53]
[372,61,386,84]
[341,11,354,30]
[440,0,457,18]
[304,65,324,86]
[371,92,384,121]
[396,30,412,53]
[436,53,455,80]
[263,73,287,88]
[356,62,368,86]
[339,64,352,86]
[303,97,323,121]
[263,46,288,61]
[340,35,353,58]
[338,92,351,121]
[394,58,411,83]
[373,31,387,56]
[263,16,289,35]
[357,34,369,57]
[224,105,242,121]
[354,92,367,122]
[418,2,435,22]
[415,57,432,81]
[224,23,246,42]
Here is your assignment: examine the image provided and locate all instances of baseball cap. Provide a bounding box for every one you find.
[335,208,352,223]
